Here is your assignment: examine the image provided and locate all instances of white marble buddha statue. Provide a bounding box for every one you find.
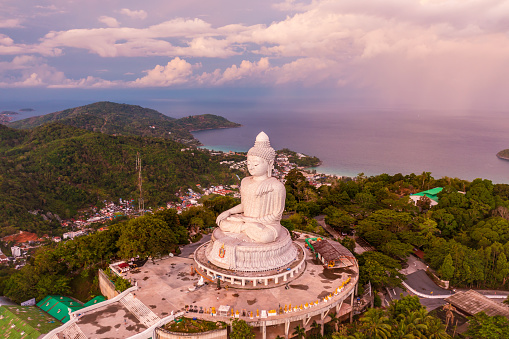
[215,131,285,243]
[205,132,297,272]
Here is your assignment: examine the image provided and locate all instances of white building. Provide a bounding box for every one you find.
[11,246,22,257]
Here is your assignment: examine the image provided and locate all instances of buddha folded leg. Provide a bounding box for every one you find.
[243,222,278,243]
[219,216,278,243]
[218,216,245,233]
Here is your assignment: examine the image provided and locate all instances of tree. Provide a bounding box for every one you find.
[439,254,455,281]
[416,196,432,211]
[495,252,509,285]
[324,206,355,231]
[292,325,306,339]
[388,295,424,319]
[465,312,509,339]
[359,308,392,339]
[358,251,405,288]
[230,319,255,339]
[117,214,178,259]
[328,312,340,332]
[152,208,189,244]
[425,317,451,339]
[203,195,238,215]
[311,320,321,334]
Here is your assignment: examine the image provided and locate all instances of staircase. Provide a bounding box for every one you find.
[119,293,160,328]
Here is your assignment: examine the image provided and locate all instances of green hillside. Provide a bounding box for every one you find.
[8,101,240,144]
[0,122,240,236]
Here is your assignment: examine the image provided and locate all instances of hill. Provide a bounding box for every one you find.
[8,101,240,144]
[497,149,509,161]
[0,123,241,237]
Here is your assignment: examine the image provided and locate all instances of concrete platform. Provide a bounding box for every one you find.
[64,234,358,339]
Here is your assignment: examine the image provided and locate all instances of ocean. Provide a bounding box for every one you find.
[192,109,509,184]
[2,100,509,184]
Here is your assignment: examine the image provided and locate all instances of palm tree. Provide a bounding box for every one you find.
[391,319,416,339]
[292,325,306,339]
[424,317,451,339]
[359,308,392,339]
[328,312,340,332]
[331,324,349,339]
[311,320,321,334]
[400,308,437,338]
[347,333,367,339]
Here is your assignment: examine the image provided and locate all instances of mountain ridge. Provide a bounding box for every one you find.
[8,101,241,144]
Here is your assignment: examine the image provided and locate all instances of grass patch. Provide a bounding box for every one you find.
[165,317,226,333]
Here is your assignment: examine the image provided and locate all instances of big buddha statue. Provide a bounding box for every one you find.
[205,132,297,272]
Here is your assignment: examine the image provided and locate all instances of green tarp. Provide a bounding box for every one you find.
[84,295,106,307]
[36,295,84,323]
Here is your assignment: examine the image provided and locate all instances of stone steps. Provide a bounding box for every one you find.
[119,292,160,328]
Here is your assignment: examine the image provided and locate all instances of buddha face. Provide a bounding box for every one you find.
[247,156,269,177]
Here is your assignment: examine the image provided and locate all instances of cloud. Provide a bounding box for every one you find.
[32,18,228,58]
[120,8,148,20]
[218,58,270,84]
[98,16,120,28]
[4,0,509,108]
[0,19,23,28]
[131,57,195,87]
[0,55,115,88]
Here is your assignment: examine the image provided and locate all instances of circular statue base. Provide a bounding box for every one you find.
[205,227,297,272]
[194,236,305,289]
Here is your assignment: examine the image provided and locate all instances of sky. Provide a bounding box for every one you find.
[2,0,509,111]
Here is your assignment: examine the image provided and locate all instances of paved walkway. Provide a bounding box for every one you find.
[314,215,340,239]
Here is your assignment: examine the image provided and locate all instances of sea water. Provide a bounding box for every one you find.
[192,109,509,184]
[3,100,509,183]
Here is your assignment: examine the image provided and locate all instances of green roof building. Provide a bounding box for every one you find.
[36,295,84,323]
[0,305,62,339]
[410,187,444,204]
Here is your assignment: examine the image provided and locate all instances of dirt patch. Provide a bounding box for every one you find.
[143,276,149,281]
[247,299,257,305]
[114,324,121,329]
[319,268,343,280]
[96,326,112,334]
[126,323,146,332]
[317,291,330,299]
[181,277,190,281]
[290,284,309,290]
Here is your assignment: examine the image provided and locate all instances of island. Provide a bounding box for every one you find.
[497,149,509,161]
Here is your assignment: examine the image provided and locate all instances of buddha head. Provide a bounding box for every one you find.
[247,131,276,177]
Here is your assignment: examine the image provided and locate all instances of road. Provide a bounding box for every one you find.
[179,234,211,258]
